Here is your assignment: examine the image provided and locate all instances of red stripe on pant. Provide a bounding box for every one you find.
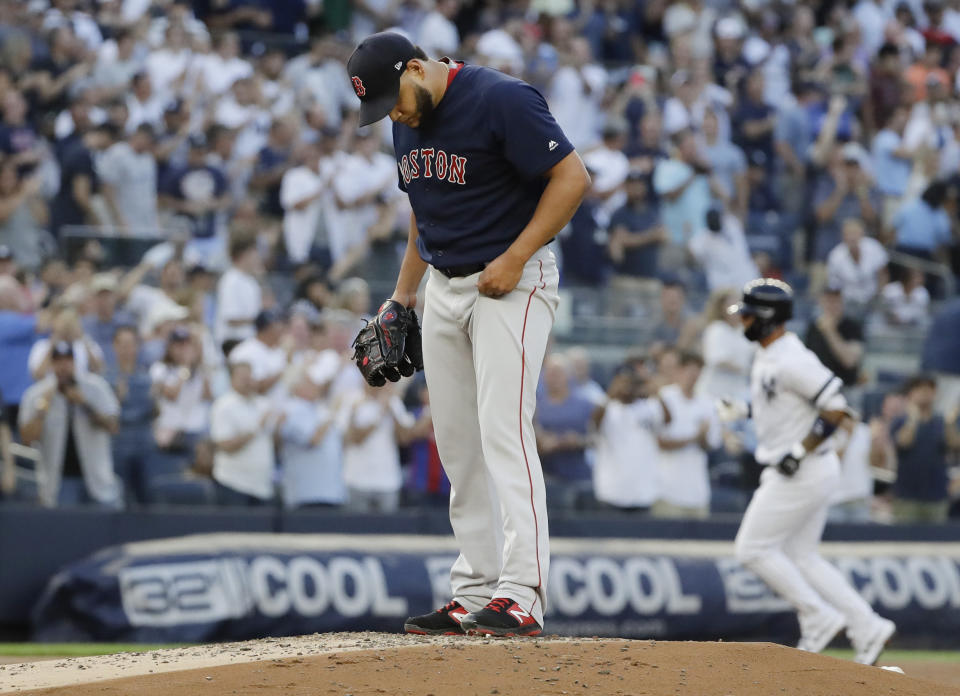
[517,260,545,605]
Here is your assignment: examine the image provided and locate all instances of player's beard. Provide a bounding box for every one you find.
[412,84,435,126]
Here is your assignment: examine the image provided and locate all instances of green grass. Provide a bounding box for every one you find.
[823,649,960,663]
[0,643,191,657]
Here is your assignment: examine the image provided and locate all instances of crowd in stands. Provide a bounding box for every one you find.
[0,0,959,522]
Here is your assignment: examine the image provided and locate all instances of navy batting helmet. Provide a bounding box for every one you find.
[728,278,793,342]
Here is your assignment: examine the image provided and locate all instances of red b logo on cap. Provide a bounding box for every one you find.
[351,76,366,97]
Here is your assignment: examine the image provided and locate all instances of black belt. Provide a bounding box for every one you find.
[436,262,487,278]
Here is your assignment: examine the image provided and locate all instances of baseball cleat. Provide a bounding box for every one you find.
[403,600,468,635]
[852,618,896,666]
[459,597,542,637]
[797,610,846,654]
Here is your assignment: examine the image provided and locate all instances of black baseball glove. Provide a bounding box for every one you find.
[352,300,423,386]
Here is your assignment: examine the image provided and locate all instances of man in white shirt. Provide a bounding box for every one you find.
[654,352,722,518]
[688,206,759,292]
[328,130,398,275]
[228,309,289,407]
[547,37,606,150]
[592,365,669,511]
[215,235,263,350]
[280,140,328,265]
[342,381,415,513]
[210,360,278,505]
[825,218,889,309]
[125,72,165,134]
[417,0,461,58]
[195,32,253,96]
[582,122,630,227]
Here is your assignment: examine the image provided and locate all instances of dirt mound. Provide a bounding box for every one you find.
[3,634,957,696]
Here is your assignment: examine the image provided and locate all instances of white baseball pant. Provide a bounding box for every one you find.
[734,451,878,636]
[421,247,559,626]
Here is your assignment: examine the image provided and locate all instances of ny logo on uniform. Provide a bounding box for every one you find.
[761,375,777,401]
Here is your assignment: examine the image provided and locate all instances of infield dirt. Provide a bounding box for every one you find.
[2,633,957,696]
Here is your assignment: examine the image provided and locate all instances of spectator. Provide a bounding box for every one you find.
[342,382,415,513]
[830,418,876,523]
[805,287,865,388]
[402,379,449,508]
[50,122,115,237]
[18,341,120,507]
[279,140,327,266]
[194,32,252,97]
[889,181,951,263]
[812,142,881,262]
[209,360,279,506]
[417,0,460,59]
[890,375,956,522]
[582,121,630,227]
[149,326,211,457]
[688,205,759,292]
[826,218,890,310]
[700,108,748,219]
[653,352,721,519]
[105,325,153,502]
[90,28,143,97]
[0,394,12,499]
[867,44,908,136]
[607,171,664,287]
[547,37,606,150]
[535,354,595,506]
[98,123,159,234]
[0,275,38,429]
[279,365,345,509]
[328,130,398,283]
[125,71,164,134]
[732,70,776,171]
[653,129,712,265]
[160,133,231,265]
[696,287,755,401]
[905,41,950,103]
[0,159,49,271]
[251,118,297,224]
[624,111,666,177]
[214,234,262,349]
[228,309,288,405]
[591,363,668,511]
[83,273,133,365]
[29,307,104,380]
[650,278,699,350]
[881,267,931,326]
[0,89,42,168]
[774,81,822,195]
[871,388,906,471]
[154,99,192,181]
[871,106,914,217]
[567,346,606,407]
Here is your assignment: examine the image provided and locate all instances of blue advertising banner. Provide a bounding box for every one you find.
[31,534,960,647]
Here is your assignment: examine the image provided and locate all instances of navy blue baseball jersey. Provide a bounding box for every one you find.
[393,62,574,268]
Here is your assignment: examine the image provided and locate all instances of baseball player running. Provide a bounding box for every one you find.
[346,32,590,636]
[722,279,895,665]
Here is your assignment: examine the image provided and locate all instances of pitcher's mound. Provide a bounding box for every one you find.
[5,634,958,696]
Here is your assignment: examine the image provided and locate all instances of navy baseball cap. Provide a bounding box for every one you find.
[348,32,418,127]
